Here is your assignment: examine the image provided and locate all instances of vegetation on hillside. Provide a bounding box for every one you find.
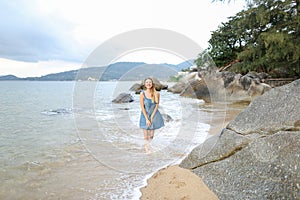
[195,0,300,78]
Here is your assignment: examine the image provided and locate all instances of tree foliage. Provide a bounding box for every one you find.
[196,0,300,78]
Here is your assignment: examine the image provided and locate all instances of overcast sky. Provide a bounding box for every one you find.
[0,0,246,77]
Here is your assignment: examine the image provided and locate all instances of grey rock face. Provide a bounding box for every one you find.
[112,93,134,103]
[171,70,272,103]
[168,72,200,94]
[180,79,210,101]
[180,129,252,169]
[180,79,300,200]
[227,79,300,135]
[167,81,187,93]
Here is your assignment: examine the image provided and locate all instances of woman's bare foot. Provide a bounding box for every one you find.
[144,141,151,153]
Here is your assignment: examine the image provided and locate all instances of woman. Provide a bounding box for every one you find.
[139,77,164,141]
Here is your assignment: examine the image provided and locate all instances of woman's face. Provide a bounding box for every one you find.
[144,79,153,89]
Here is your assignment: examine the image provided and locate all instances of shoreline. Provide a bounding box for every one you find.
[139,102,247,199]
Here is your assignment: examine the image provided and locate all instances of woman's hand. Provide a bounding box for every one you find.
[146,119,151,127]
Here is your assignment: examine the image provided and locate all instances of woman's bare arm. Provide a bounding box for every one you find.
[140,92,151,126]
[150,92,160,121]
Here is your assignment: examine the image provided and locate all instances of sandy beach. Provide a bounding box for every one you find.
[140,165,218,200]
[140,102,247,200]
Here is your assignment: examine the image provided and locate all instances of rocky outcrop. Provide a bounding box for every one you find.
[169,70,272,103]
[168,72,201,93]
[112,93,134,103]
[180,79,300,200]
[129,77,168,94]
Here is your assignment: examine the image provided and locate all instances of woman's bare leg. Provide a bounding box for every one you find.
[143,130,151,153]
[143,129,149,140]
[144,139,150,153]
[149,130,154,139]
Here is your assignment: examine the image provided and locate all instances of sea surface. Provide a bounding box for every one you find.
[0,81,224,200]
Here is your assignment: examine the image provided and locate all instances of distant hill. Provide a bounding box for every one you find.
[174,59,195,71]
[0,61,194,81]
[0,75,19,80]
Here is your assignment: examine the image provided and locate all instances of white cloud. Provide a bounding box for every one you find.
[0,58,81,78]
[30,0,246,50]
[0,1,76,62]
[0,0,246,77]
[115,49,185,65]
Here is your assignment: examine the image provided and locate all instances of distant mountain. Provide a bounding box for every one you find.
[0,75,20,80]
[0,61,194,81]
[23,70,79,81]
[175,59,195,71]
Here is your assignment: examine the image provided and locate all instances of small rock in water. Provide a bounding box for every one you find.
[119,107,130,110]
[162,113,173,122]
[41,108,73,115]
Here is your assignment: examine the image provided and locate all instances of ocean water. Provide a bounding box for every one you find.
[0,81,213,200]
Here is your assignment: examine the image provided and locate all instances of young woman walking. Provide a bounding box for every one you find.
[139,77,164,141]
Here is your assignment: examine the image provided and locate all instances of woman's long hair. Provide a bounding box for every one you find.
[144,77,158,103]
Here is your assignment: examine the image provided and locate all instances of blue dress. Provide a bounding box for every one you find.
[139,91,164,130]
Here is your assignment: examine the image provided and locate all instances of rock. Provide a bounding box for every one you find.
[224,74,250,101]
[240,74,254,90]
[180,79,300,200]
[180,129,252,169]
[168,72,200,93]
[129,83,142,92]
[170,70,272,103]
[180,79,211,102]
[227,79,300,135]
[257,72,269,80]
[218,71,235,88]
[129,77,168,93]
[167,81,187,93]
[161,113,173,122]
[247,82,272,98]
[151,77,168,90]
[185,131,300,200]
[188,72,230,103]
[213,71,272,102]
[41,108,73,115]
[112,93,134,103]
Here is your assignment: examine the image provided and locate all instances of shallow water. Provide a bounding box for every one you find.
[0,81,228,199]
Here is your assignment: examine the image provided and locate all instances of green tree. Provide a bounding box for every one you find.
[205,13,247,68]
[237,0,300,77]
[197,0,300,78]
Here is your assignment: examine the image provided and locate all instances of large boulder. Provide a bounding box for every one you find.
[179,79,211,102]
[112,93,134,103]
[168,72,200,94]
[167,81,187,93]
[180,79,300,200]
[129,83,142,92]
[129,77,168,94]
